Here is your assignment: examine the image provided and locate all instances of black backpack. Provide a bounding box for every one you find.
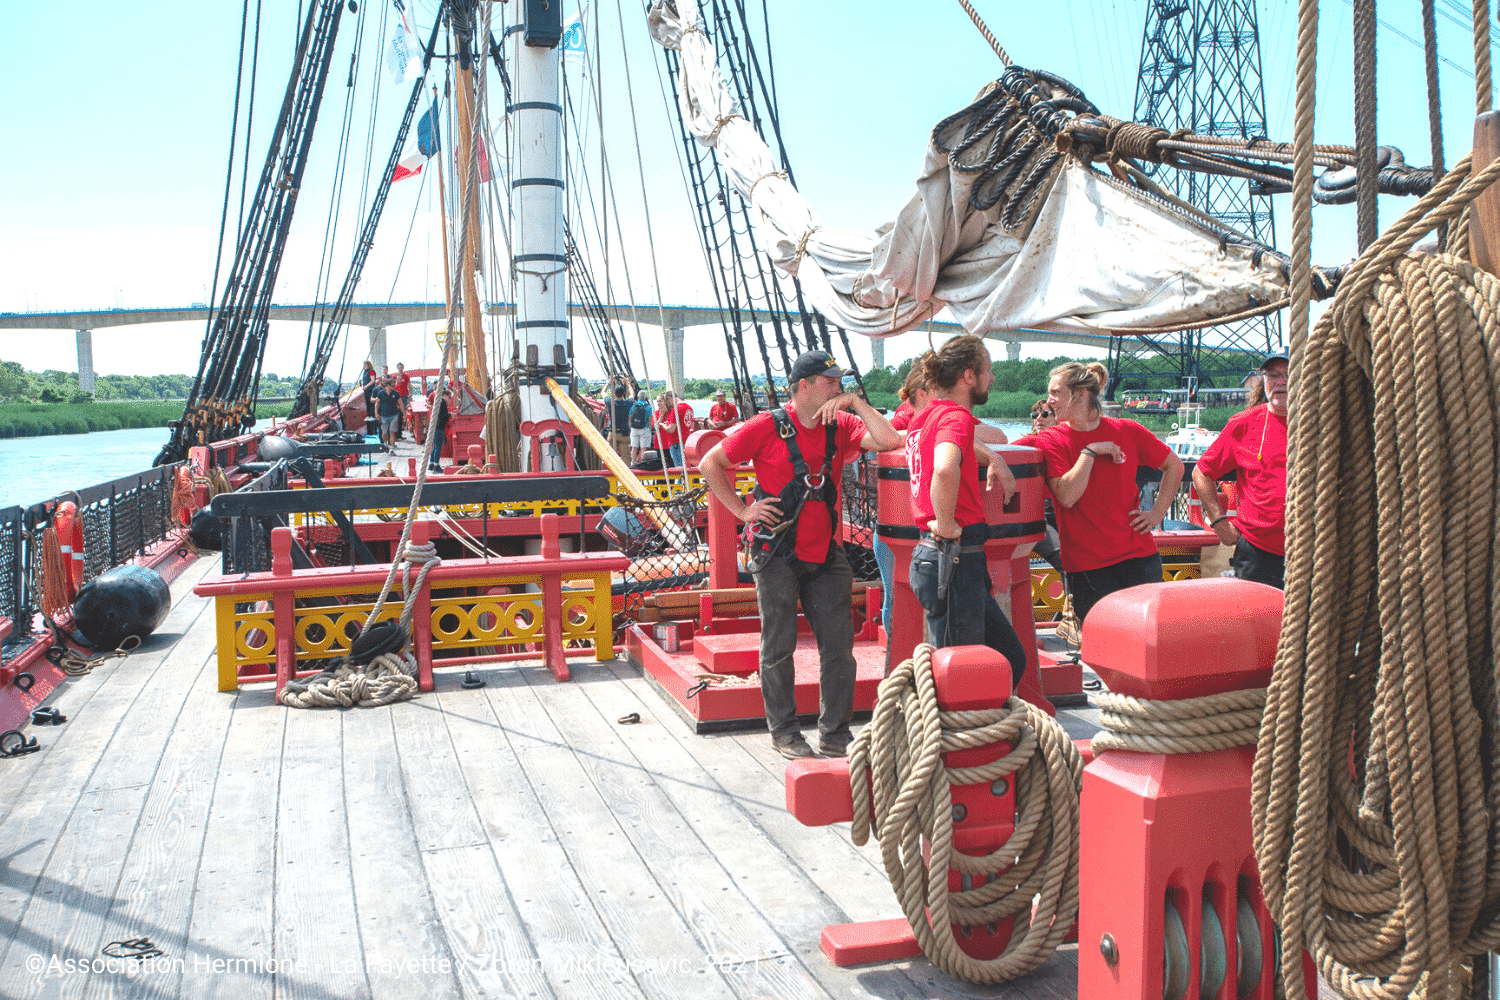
[629,401,651,429]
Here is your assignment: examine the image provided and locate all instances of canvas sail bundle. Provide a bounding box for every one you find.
[648,0,1293,337]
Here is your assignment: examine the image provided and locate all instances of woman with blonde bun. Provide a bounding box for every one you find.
[1034,361,1184,623]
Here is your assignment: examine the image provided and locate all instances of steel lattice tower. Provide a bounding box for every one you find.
[1112,0,1283,399]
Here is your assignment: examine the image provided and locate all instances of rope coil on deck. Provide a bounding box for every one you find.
[847,644,1082,984]
[279,539,440,709]
[1252,150,1500,1000]
[1090,688,1265,755]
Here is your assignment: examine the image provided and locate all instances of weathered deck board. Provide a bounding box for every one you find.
[438,678,646,1000]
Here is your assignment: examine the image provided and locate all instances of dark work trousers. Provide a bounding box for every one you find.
[752,547,857,741]
[909,528,1028,686]
[1232,538,1285,589]
[1065,552,1163,624]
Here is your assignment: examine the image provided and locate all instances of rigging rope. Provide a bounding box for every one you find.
[1252,151,1500,1000]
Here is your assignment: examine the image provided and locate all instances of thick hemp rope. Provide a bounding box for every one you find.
[1252,150,1500,1000]
[847,644,1082,984]
[279,538,440,709]
[1091,688,1265,755]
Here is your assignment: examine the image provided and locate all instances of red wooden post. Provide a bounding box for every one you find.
[411,520,434,691]
[271,528,296,694]
[704,483,740,590]
[467,444,483,467]
[539,513,569,681]
[408,457,418,478]
[698,593,714,633]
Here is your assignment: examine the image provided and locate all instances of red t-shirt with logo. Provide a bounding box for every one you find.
[709,401,739,425]
[1034,417,1172,572]
[1193,404,1287,556]
[394,373,411,397]
[905,400,984,531]
[889,400,916,431]
[720,405,866,562]
[655,401,695,448]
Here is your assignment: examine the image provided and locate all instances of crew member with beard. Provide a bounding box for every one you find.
[904,336,1027,683]
[1191,352,1290,588]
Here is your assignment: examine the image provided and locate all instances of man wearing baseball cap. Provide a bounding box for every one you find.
[708,388,739,430]
[1191,351,1290,588]
[699,350,901,760]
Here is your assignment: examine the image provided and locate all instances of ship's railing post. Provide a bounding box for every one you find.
[411,519,434,691]
[271,527,296,693]
[703,475,740,591]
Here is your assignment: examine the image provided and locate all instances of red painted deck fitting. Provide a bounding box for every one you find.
[625,622,886,733]
[820,919,922,966]
[690,632,761,675]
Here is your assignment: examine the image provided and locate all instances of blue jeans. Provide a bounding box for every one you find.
[873,535,895,634]
[668,443,684,468]
[1066,552,1163,623]
[429,430,446,469]
[909,529,1027,686]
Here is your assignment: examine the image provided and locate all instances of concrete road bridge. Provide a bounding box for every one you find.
[0,301,1122,394]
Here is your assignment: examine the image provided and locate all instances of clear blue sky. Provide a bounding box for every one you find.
[0,1,1492,384]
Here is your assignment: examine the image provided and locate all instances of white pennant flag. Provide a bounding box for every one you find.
[387,1,424,83]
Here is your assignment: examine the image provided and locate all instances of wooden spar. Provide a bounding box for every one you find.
[432,87,456,341]
[454,59,491,395]
[1470,113,1500,276]
[543,378,696,547]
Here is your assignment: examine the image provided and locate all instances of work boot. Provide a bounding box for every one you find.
[818,731,854,758]
[771,731,815,760]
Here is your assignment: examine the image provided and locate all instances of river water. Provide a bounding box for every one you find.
[0,414,1035,511]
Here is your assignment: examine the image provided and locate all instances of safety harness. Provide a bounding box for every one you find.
[742,408,840,575]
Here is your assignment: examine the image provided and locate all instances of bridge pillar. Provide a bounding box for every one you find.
[665,326,686,399]
[367,326,388,371]
[870,336,886,370]
[1005,340,1021,362]
[76,329,95,395]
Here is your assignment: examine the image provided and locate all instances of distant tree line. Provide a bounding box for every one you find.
[0,362,305,404]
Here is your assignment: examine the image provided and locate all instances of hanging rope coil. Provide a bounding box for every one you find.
[847,644,1082,984]
[1252,150,1500,1000]
[1091,689,1265,755]
[279,538,440,709]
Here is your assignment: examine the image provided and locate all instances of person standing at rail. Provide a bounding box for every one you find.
[393,363,411,439]
[1191,351,1289,588]
[656,391,695,468]
[709,389,739,430]
[699,351,901,760]
[1035,361,1184,623]
[628,389,654,464]
[606,384,635,462]
[871,360,933,635]
[360,360,377,421]
[904,336,1027,684]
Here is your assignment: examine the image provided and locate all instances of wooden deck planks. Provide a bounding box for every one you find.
[179,689,285,1000]
[438,676,646,1000]
[340,706,462,1000]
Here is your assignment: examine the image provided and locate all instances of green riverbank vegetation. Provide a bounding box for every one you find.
[0,400,296,439]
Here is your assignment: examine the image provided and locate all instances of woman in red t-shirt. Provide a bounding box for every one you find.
[1035,362,1184,623]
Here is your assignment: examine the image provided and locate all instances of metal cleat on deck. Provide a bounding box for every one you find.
[1077,578,1315,1000]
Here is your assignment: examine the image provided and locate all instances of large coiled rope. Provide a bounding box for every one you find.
[1091,689,1265,756]
[847,644,1082,984]
[278,537,439,708]
[1252,150,1500,1000]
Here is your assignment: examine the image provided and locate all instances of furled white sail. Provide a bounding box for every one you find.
[648,0,1290,338]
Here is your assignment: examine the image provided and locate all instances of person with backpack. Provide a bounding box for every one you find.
[606,383,635,462]
[699,350,900,760]
[627,389,654,464]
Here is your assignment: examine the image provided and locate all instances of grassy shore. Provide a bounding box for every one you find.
[0,401,296,439]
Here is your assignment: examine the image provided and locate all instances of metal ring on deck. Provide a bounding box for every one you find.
[13,672,34,691]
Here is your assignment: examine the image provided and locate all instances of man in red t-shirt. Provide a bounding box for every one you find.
[708,389,739,429]
[1191,352,1288,588]
[903,336,1027,684]
[655,391,695,467]
[700,350,900,760]
[393,363,411,439]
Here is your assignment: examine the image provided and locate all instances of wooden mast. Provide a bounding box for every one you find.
[452,6,490,396]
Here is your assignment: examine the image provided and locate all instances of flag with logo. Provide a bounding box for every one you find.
[387,1,424,83]
[562,5,587,61]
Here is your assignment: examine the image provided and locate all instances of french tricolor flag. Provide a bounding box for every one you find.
[392,106,440,183]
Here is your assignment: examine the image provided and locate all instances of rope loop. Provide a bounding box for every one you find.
[1092,688,1265,755]
[746,169,788,201]
[704,113,740,145]
[793,226,821,262]
[846,644,1081,984]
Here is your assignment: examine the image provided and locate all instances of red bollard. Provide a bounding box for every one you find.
[982,445,1050,714]
[684,429,725,468]
[876,450,925,668]
[784,645,1016,966]
[1078,578,1313,1000]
